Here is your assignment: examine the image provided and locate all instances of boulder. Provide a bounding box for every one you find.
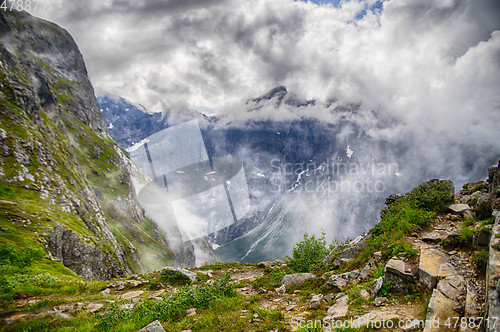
[374,297,386,307]
[186,308,197,316]
[121,290,144,300]
[325,295,349,319]
[359,251,382,280]
[385,194,404,205]
[370,277,384,297]
[308,294,324,309]
[275,285,286,294]
[139,320,166,332]
[447,204,472,213]
[323,235,369,266]
[384,258,417,289]
[281,273,316,287]
[326,270,360,292]
[488,161,500,194]
[424,276,466,332]
[418,248,449,289]
[322,243,350,265]
[359,289,370,300]
[324,245,360,268]
[422,230,461,244]
[87,303,103,313]
[324,293,335,302]
[338,258,352,269]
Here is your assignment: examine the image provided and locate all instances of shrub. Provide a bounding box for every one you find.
[286,232,331,273]
[159,269,192,286]
[406,180,454,211]
[474,201,493,221]
[472,248,489,274]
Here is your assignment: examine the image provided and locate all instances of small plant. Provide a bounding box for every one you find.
[159,269,192,286]
[286,231,331,273]
[474,201,493,221]
[472,248,489,274]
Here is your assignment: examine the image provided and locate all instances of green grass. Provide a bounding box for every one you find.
[340,180,453,271]
[96,274,237,331]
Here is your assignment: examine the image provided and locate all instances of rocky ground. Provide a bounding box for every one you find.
[1,164,499,331]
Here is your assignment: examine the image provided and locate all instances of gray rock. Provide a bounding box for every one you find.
[322,243,350,265]
[385,194,404,205]
[186,308,197,316]
[86,303,104,313]
[324,293,335,302]
[325,295,349,319]
[486,213,500,332]
[257,260,284,268]
[385,258,417,288]
[326,270,360,292]
[308,294,324,309]
[374,297,386,307]
[370,277,384,297]
[359,289,370,300]
[338,258,352,269]
[322,235,369,266]
[121,291,144,300]
[275,285,286,294]
[424,276,466,332]
[418,248,449,289]
[448,204,472,213]
[359,252,382,280]
[281,273,316,287]
[139,320,166,332]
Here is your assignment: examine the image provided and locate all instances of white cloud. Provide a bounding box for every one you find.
[27,0,499,148]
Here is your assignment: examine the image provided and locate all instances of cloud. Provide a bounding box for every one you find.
[28,0,499,162]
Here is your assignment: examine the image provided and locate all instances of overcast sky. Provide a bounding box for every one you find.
[25,0,499,152]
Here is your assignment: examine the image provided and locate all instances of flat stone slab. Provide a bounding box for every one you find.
[121,290,144,300]
[281,273,316,287]
[419,248,449,289]
[424,283,464,332]
[325,295,349,319]
[385,258,417,279]
[87,303,104,313]
[447,204,471,213]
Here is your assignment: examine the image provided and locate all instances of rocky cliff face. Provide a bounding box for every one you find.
[0,10,179,280]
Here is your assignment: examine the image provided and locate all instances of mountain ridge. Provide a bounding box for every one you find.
[0,10,191,280]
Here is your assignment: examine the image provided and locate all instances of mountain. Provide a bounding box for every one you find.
[98,89,417,263]
[0,10,202,281]
[99,85,499,263]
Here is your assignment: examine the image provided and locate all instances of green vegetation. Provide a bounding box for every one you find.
[0,244,44,268]
[474,200,493,221]
[150,269,192,288]
[472,248,489,274]
[345,180,453,269]
[97,274,236,331]
[286,231,333,273]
